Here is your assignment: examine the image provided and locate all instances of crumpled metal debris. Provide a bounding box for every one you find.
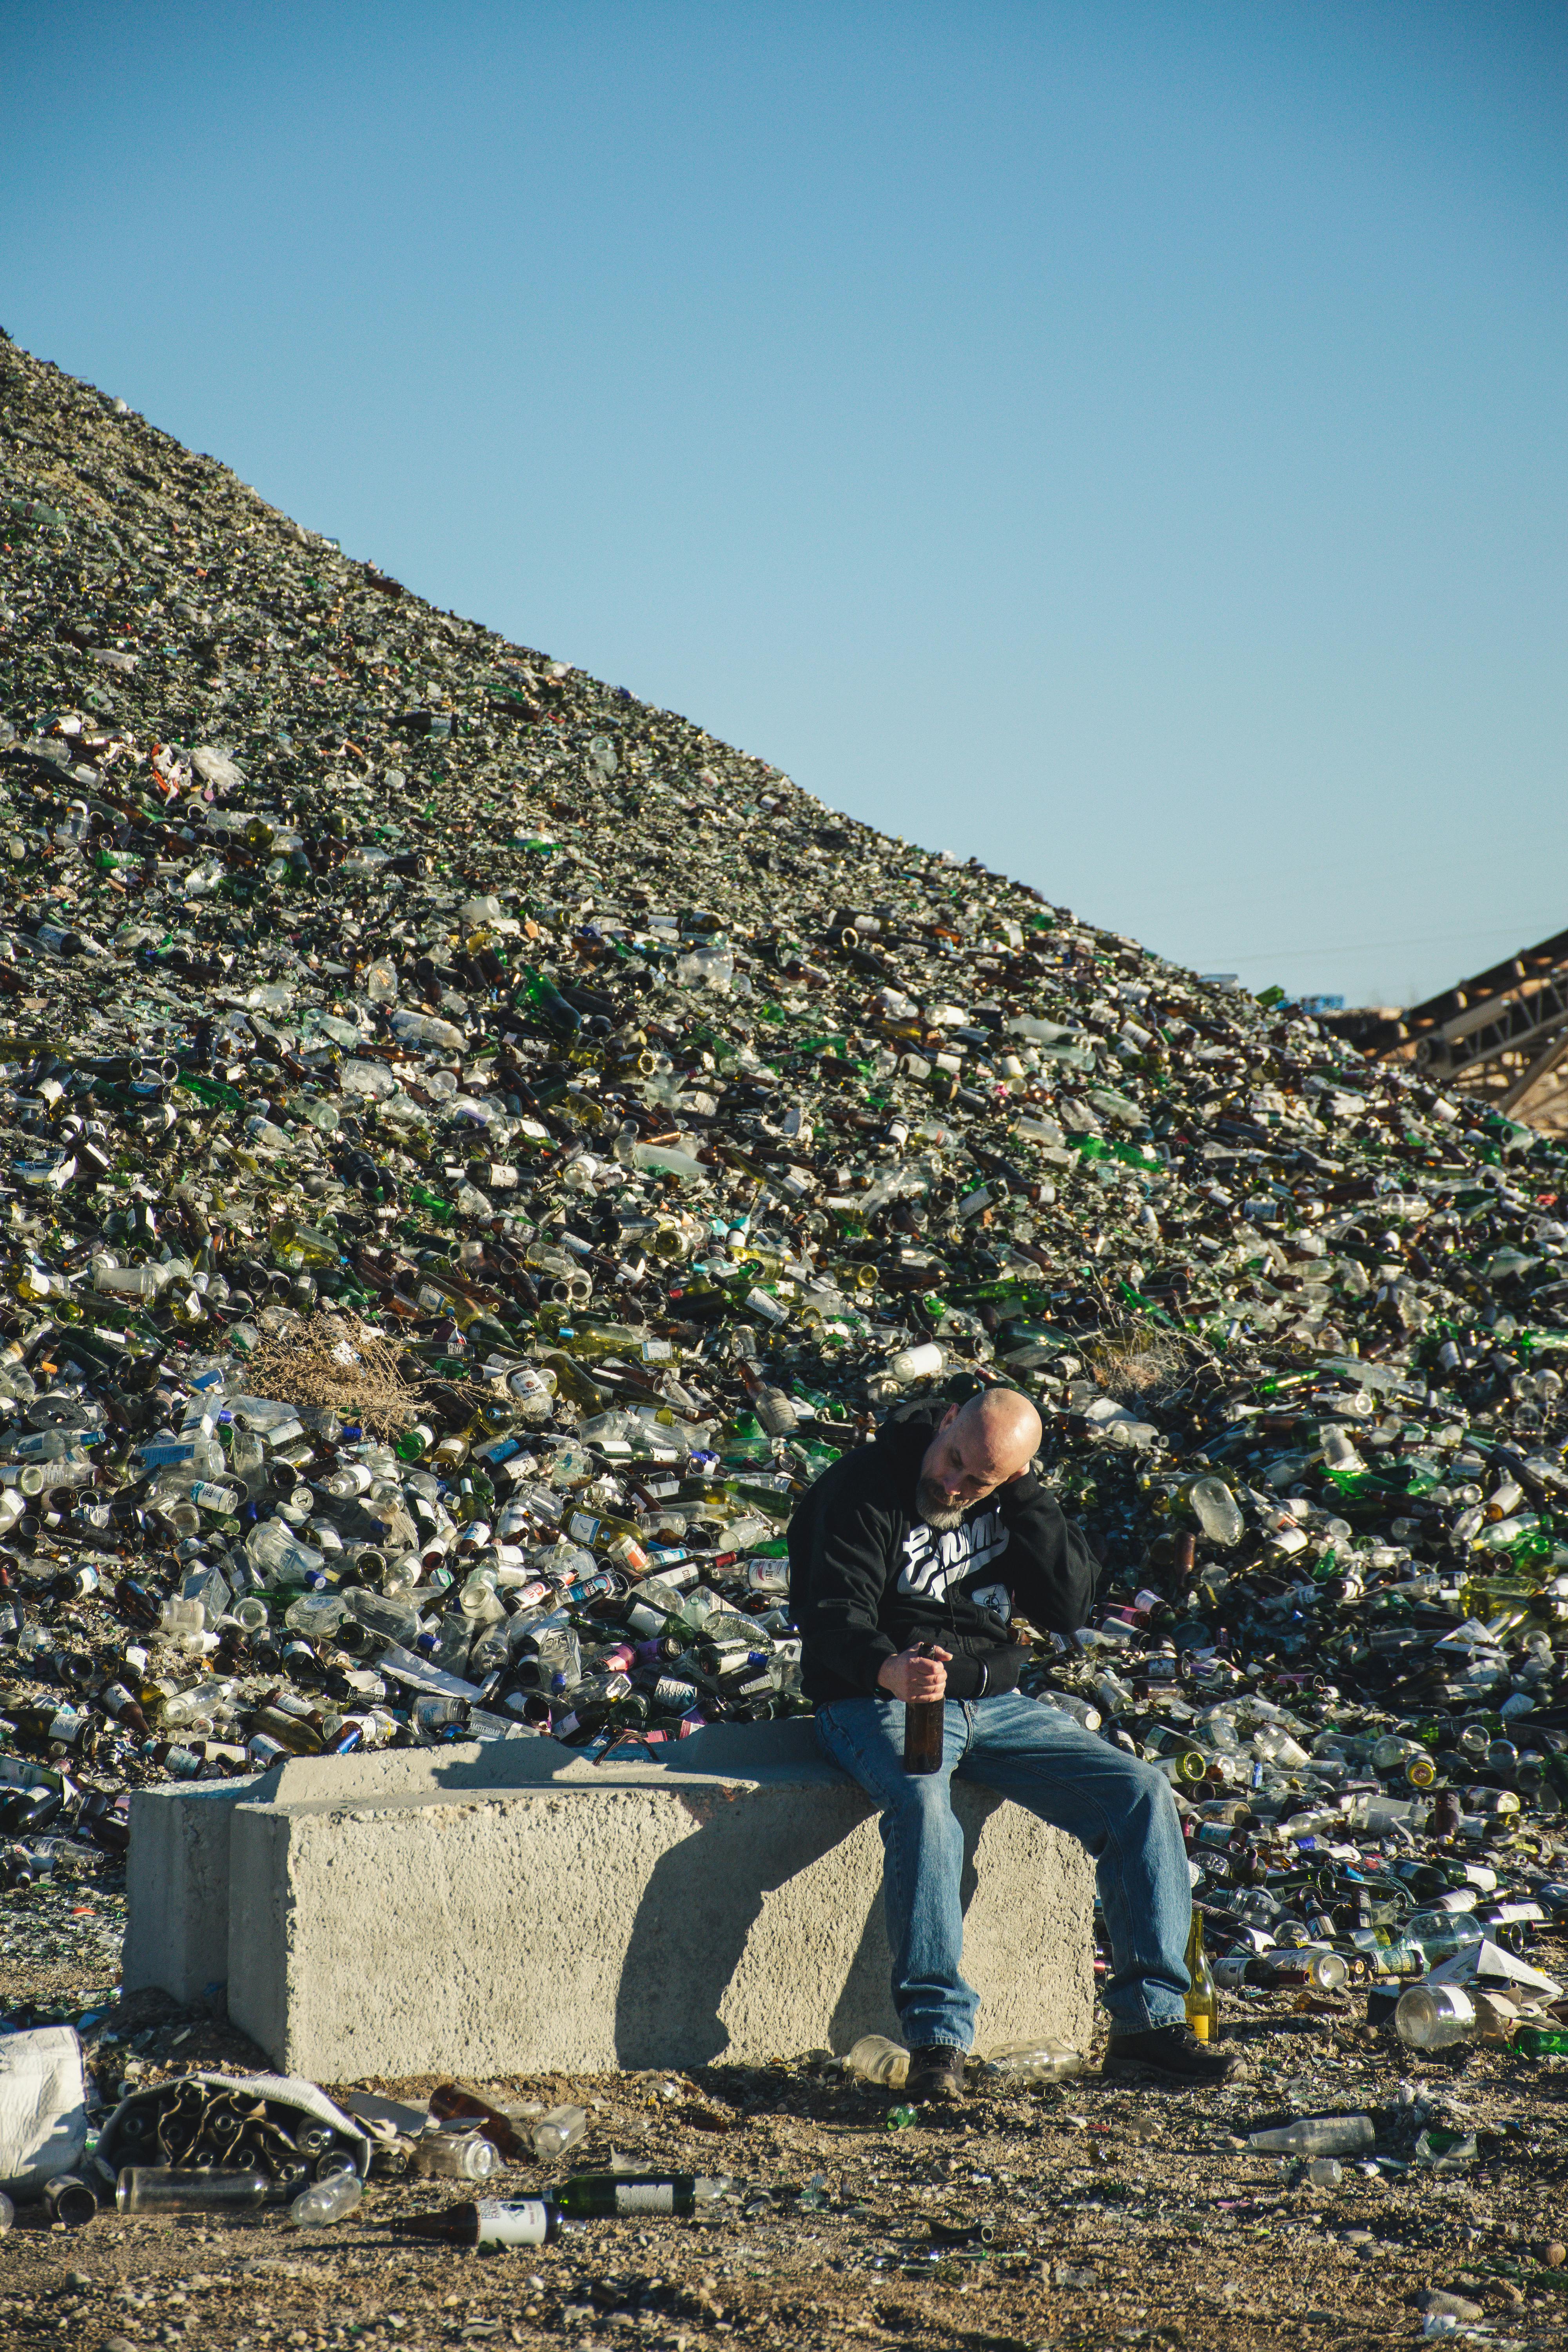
[95,2067,367,2190]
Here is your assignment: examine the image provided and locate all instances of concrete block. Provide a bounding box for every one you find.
[122,1769,279,2006]
[131,1724,1095,2081]
[123,1736,599,2007]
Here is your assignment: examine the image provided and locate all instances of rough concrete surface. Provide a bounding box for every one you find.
[122,1772,279,2008]
[129,1725,1094,2078]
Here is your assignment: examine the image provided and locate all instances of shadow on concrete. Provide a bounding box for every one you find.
[611,1720,1000,2069]
[610,1780,875,2067]
[823,1794,987,2055]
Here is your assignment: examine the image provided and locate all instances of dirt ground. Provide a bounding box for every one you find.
[5,1944,1568,2352]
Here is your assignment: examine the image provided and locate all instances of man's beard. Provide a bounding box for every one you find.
[916,1476,967,1533]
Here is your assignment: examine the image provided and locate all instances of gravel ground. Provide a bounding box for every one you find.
[0,1877,127,2014]
[5,1941,1568,2352]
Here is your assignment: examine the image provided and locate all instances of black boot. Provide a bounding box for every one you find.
[1103,2024,1239,2087]
[906,2045,967,2102]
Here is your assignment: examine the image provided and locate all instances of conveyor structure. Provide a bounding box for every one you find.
[1327,924,1568,1133]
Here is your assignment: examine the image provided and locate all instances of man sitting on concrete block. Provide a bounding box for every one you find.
[790,1385,1236,2100]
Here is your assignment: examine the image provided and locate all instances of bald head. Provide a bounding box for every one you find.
[954,1387,1042,1475]
[915,1387,1043,1531]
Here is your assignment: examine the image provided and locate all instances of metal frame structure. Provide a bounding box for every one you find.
[1326,924,1568,1133]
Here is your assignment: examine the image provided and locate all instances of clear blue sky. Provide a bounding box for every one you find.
[4,1,1564,1009]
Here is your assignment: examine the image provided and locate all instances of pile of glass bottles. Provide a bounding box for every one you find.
[0,330,1564,2028]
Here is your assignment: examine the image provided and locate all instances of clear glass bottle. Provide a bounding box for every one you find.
[979,2038,1086,2083]
[116,2168,274,2213]
[291,2171,363,2227]
[1247,2116,1374,2158]
[844,2033,909,2087]
[532,2103,587,2158]
[413,2128,502,2180]
[1395,1985,1478,2050]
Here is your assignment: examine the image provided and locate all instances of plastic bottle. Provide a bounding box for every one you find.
[845,2033,909,2087]
[391,1008,466,1051]
[344,1588,424,1647]
[1187,1477,1244,1548]
[246,1518,326,1585]
[284,1590,350,1640]
[291,2170,363,2226]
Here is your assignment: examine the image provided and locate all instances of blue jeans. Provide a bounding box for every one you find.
[815,1692,1191,2051]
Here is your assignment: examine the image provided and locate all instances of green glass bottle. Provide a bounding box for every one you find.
[540,1350,613,1409]
[515,965,581,1032]
[1516,2027,1568,2058]
[1184,1911,1220,2044]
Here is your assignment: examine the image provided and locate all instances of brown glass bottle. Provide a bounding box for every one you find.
[391,2197,581,2246]
[903,1642,944,1776]
[427,2080,528,2162]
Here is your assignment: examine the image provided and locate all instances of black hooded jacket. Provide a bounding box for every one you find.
[789,1399,1099,1704]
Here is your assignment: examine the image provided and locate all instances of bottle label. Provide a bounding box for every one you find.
[1189,2013,1211,2042]
[613,2184,676,2213]
[475,2200,550,2245]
